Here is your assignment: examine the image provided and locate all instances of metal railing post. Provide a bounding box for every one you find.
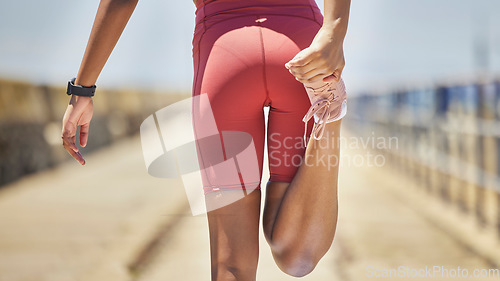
[435,86,451,203]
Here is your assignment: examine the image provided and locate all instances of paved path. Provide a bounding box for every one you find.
[0,133,498,281]
[132,131,498,281]
[0,137,188,281]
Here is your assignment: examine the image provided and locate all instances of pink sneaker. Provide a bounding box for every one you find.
[302,78,347,143]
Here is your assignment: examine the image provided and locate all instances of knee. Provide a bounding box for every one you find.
[212,253,258,281]
[273,250,318,277]
[212,262,257,281]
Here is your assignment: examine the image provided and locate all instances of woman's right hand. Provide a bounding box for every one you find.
[285,24,346,84]
[61,95,94,165]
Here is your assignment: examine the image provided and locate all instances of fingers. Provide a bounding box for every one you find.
[294,70,329,84]
[62,119,78,151]
[80,123,89,147]
[287,63,338,84]
[323,70,342,83]
[285,48,314,68]
[286,44,346,85]
[290,63,343,84]
[62,109,86,165]
[286,59,321,75]
[286,55,344,84]
[286,58,327,83]
[323,75,337,83]
[63,139,85,165]
[62,122,85,165]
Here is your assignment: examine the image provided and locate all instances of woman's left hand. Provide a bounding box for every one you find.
[285,25,345,84]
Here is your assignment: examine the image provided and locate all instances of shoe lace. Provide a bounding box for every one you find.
[302,83,336,144]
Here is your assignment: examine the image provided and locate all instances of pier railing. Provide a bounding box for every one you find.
[345,79,500,239]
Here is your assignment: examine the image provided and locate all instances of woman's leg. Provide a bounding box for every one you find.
[263,121,342,277]
[251,8,343,276]
[206,190,262,281]
[193,22,269,280]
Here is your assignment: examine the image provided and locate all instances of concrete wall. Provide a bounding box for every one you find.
[0,78,190,186]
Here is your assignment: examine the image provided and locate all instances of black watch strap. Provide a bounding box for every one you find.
[66,77,96,97]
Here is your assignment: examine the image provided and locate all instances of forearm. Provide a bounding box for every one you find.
[75,0,139,87]
[322,0,350,39]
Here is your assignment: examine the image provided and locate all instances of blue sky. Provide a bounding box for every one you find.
[1,0,499,94]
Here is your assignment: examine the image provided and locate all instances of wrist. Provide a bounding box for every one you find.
[73,95,92,100]
[312,23,346,49]
[321,18,348,38]
[70,95,93,104]
[74,77,96,88]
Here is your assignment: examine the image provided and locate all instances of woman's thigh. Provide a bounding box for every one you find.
[262,15,322,183]
[193,18,267,195]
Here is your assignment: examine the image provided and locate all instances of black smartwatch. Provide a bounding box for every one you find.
[66,77,96,97]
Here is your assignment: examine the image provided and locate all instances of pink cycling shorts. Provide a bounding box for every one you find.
[192,0,323,194]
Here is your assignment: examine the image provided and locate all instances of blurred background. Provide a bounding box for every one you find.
[1,0,500,280]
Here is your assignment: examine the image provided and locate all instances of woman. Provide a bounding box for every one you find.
[61,0,350,279]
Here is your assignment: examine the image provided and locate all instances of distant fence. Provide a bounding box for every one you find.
[346,79,500,239]
[0,78,190,186]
